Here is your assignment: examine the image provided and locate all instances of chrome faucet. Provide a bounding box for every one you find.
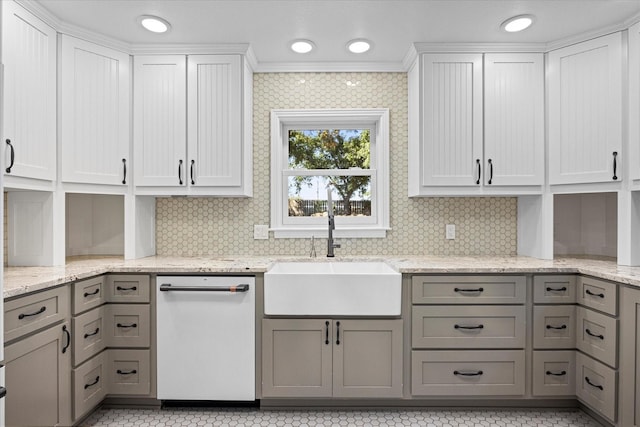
[327,212,341,257]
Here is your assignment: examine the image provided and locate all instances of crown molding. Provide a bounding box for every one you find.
[402,44,418,71]
[254,61,405,73]
[545,20,632,52]
[129,43,251,56]
[411,42,547,53]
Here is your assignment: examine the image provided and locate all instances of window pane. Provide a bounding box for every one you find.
[288,175,371,217]
[288,129,370,170]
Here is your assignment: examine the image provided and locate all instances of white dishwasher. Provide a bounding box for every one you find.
[157,276,255,401]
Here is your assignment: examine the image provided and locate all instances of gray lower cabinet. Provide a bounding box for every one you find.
[620,286,640,426]
[262,318,402,398]
[5,321,72,426]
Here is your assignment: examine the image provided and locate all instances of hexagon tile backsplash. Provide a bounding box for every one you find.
[155,73,517,257]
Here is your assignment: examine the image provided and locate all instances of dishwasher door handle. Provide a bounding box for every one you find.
[159,284,250,293]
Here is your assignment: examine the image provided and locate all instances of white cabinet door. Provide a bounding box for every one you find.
[61,35,130,186]
[548,32,622,185]
[133,55,187,187]
[484,53,544,186]
[1,1,56,181]
[187,55,242,187]
[420,53,483,186]
[630,22,640,182]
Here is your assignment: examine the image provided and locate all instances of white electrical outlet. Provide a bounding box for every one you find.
[445,224,456,240]
[254,225,269,240]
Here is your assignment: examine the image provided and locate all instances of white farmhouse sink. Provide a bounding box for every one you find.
[264,262,401,316]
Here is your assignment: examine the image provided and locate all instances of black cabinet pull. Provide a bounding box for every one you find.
[84,328,100,339]
[116,286,137,291]
[585,376,603,391]
[325,321,330,345]
[546,324,567,330]
[122,158,127,184]
[454,287,484,293]
[5,139,15,173]
[546,370,567,376]
[0,387,6,399]
[475,159,481,185]
[612,151,618,180]
[455,324,484,330]
[18,306,46,320]
[84,288,100,297]
[116,323,137,329]
[454,370,483,376]
[585,328,604,340]
[178,159,183,185]
[160,284,249,293]
[336,321,341,345]
[585,289,605,298]
[62,325,71,354]
[84,376,100,389]
[546,286,567,292]
[190,159,195,185]
[117,369,137,375]
[487,159,493,184]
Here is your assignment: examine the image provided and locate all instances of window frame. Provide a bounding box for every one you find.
[270,108,390,238]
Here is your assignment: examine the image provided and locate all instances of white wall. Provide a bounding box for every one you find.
[66,193,124,256]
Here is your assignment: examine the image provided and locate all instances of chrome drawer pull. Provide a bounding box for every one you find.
[546,324,567,330]
[455,324,484,330]
[18,306,46,320]
[454,287,484,293]
[84,288,100,297]
[117,369,137,375]
[454,370,483,376]
[546,286,567,292]
[116,286,137,291]
[84,328,100,339]
[84,376,100,389]
[585,328,604,340]
[585,289,605,298]
[116,323,137,329]
[546,370,567,376]
[585,376,603,391]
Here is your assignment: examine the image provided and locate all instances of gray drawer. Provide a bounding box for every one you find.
[105,275,150,303]
[105,304,150,348]
[577,276,618,316]
[533,275,576,304]
[532,350,576,396]
[72,276,105,315]
[412,275,526,305]
[5,285,69,343]
[576,352,617,424]
[576,306,617,368]
[72,306,106,367]
[411,350,525,396]
[107,349,151,396]
[73,351,107,421]
[533,305,576,349]
[412,305,526,349]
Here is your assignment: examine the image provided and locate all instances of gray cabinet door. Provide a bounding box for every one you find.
[4,322,71,426]
[262,319,332,397]
[620,286,640,426]
[332,319,403,398]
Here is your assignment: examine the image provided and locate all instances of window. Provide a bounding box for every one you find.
[270,109,390,238]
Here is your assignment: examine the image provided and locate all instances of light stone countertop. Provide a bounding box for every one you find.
[5,254,640,299]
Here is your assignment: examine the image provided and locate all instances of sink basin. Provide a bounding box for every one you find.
[264,262,401,316]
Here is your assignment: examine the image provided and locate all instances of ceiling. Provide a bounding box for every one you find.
[34,0,640,67]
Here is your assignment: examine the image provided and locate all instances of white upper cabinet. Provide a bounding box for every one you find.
[1,0,56,183]
[409,51,543,196]
[629,22,640,183]
[61,35,130,186]
[548,33,623,186]
[134,54,251,196]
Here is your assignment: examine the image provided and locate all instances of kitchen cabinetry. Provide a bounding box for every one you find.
[630,22,640,184]
[548,32,623,186]
[1,0,57,186]
[262,318,402,398]
[134,54,252,196]
[620,285,640,426]
[61,35,130,187]
[408,52,543,196]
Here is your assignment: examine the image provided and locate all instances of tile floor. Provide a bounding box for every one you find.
[80,407,603,427]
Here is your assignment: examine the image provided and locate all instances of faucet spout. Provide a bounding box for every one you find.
[327,214,340,257]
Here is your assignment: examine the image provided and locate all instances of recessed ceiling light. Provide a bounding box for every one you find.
[501,15,534,33]
[290,40,315,54]
[347,39,371,54]
[139,15,171,33]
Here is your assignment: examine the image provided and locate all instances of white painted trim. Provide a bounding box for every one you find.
[272,227,389,239]
[270,109,390,239]
[412,42,547,53]
[130,43,252,55]
[255,61,405,73]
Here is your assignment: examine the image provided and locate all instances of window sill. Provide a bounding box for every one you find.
[271,227,389,239]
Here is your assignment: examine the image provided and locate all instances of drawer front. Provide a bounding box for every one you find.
[5,286,69,342]
[532,350,576,396]
[105,275,151,303]
[73,351,107,421]
[411,350,525,396]
[106,304,150,348]
[72,306,106,366]
[412,305,526,349]
[533,275,576,304]
[577,276,618,316]
[533,305,576,349]
[412,276,526,305]
[576,306,617,368]
[108,349,151,396]
[72,276,105,315]
[575,352,617,423]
